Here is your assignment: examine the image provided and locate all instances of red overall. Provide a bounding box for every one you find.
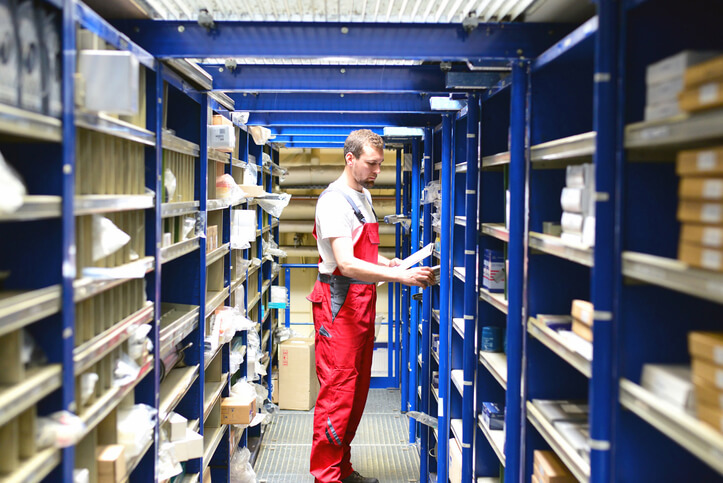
[307,208,379,483]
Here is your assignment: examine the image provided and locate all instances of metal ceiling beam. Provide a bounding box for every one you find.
[229,93,445,112]
[115,20,571,60]
[277,143,351,149]
[271,135,348,143]
[247,112,440,127]
[267,126,385,136]
[206,65,448,93]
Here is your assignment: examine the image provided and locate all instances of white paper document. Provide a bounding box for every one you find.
[379,242,434,286]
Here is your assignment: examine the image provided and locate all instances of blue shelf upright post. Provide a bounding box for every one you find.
[438,114,453,483]
[507,60,530,483]
[409,138,421,442]
[590,1,620,481]
[395,148,403,391]
[462,94,480,483]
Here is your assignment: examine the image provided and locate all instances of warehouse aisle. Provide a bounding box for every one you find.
[255,389,420,482]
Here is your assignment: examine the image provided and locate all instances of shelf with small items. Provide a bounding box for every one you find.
[529,231,593,267]
[625,108,723,152]
[205,289,229,317]
[73,256,154,303]
[479,351,508,390]
[527,316,591,378]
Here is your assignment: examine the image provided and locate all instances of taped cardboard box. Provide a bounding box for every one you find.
[696,403,723,433]
[692,357,723,390]
[678,242,723,272]
[533,450,576,483]
[684,55,723,88]
[679,177,723,201]
[272,372,279,404]
[693,373,723,409]
[572,319,593,343]
[279,338,319,410]
[689,332,723,365]
[221,393,257,425]
[678,200,723,224]
[96,444,126,483]
[679,80,723,113]
[677,147,723,176]
[571,299,594,326]
[680,224,723,248]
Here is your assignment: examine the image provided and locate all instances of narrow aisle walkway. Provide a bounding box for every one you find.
[255,389,420,483]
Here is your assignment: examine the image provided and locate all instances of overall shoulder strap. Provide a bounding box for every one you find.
[320,187,367,224]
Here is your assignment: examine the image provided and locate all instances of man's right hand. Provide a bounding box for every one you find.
[398,266,435,288]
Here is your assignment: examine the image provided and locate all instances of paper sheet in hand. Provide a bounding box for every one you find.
[379,242,434,286]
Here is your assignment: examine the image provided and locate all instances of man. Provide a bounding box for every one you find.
[307,129,434,483]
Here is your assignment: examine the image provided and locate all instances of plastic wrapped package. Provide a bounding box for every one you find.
[157,441,183,480]
[164,168,177,202]
[257,193,292,218]
[269,286,288,309]
[262,152,272,167]
[243,162,259,185]
[216,174,245,204]
[79,373,98,406]
[421,180,441,205]
[182,216,196,240]
[263,236,287,261]
[249,125,272,145]
[233,285,246,313]
[36,411,86,449]
[0,151,26,214]
[73,469,90,483]
[231,209,257,249]
[113,353,141,386]
[117,404,157,458]
[128,323,153,361]
[407,411,438,428]
[92,215,131,262]
[230,447,257,483]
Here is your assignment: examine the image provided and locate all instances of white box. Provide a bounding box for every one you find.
[641,364,695,410]
[561,211,584,234]
[183,428,204,460]
[644,100,682,122]
[646,51,720,85]
[646,76,685,106]
[168,412,187,442]
[208,125,235,152]
[169,439,187,462]
[78,50,139,115]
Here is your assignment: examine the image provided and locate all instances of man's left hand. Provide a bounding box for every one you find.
[389,258,403,268]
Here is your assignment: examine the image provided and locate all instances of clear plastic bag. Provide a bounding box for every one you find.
[216,173,245,204]
[157,441,183,480]
[21,330,47,368]
[249,125,271,145]
[243,162,259,185]
[128,323,153,361]
[0,150,26,214]
[231,209,257,249]
[79,373,98,406]
[230,447,257,483]
[421,180,441,205]
[263,236,287,261]
[257,193,291,218]
[113,353,141,386]
[270,285,288,308]
[182,216,196,240]
[164,168,177,202]
[117,404,157,458]
[92,215,131,262]
[36,411,86,449]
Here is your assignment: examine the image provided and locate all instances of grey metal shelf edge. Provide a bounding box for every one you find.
[0,196,62,221]
[527,317,592,378]
[481,223,509,242]
[529,231,594,267]
[75,110,155,146]
[161,201,200,218]
[161,237,201,264]
[0,102,62,142]
[0,285,62,337]
[479,351,508,390]
[74,194,155,215]
[0,365,63,427]
[625,108,723,150]
[162,130,201,156]
[477,413,506,466]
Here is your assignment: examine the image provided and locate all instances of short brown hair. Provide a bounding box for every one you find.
[344,129,384,159]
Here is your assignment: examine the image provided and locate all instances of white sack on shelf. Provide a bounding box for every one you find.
[0,151,26,214]
[249,125,272,145]
[92,215,131,262]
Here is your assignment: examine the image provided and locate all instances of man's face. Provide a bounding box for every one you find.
[347,145,384,189]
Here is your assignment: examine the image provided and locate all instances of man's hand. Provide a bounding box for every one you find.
[388,258,403,268]
[397,266,435,288]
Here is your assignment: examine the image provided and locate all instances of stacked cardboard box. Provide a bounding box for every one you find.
[206,224,218,252]
[644,51,719,121]
[532,450,576,483]
[677,146,723,271]
[689,332,723,432]
[571,299,594,343]
[560,164,595,247]
[680,54,723,113]
[482,249,505,293]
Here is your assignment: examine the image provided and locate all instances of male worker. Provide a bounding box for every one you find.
[307,129,434,483]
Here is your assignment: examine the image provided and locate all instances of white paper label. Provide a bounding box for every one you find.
[717,369,723,389]
[701,204,723,223]
[703,249,722,270]
[703,227,723,247]
[438,398,444,417]
[704,180,723,199]
[715,347,723,365]
[700,83,720,104]
[697,151,716,171]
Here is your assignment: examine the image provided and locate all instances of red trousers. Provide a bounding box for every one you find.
[308,278,377,483]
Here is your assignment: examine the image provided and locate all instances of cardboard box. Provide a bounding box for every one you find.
[96,445,126,483]
[208,124,235,153]
[679,177,723,201]
[572,319,592,342]
[689,332,723,365]
[696,403,723,433]
[677,147,723,176]
[272,372,279,404]
[531,472,541,483]
[678,200,723,224]
[692,357,723,390]
[183,428,204,460]
[646,51,720,85]
[78,50,139,115]
[641,364,695,410]
[483,249,506,293]
[684,55,723,88]
[679,80,723,113]
[168,412,188,442]
[681,224,723,248]
[207,225,218,251]
[571,300,594,326]
[481,402,505,430]
[448,438,462,483]
[221,393,257,425]
[279,338,320,410]
[678,241,723,271]
[212,114,232,126]
[533,450,576,483]
[694,373,723,409]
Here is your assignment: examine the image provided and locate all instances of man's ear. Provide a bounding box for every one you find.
[345,152,354,166]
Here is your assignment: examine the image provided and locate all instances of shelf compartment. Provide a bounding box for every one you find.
[203,374,229,423]
[479,351,508,390]
[159,304,200,359]
[622,251,723,305]
[208,149,230,164]
[230,274,247,294]
[451,418,464,446]
[0,447,60,483]
[205,290,228,317]
[0,286,61,338]
[76,111,155,146]
[432,348,440,365]
[207,199,231,212]
[202,425,228,472]
[620,378,723,476]
[0,102,62,142]
[74,256,155,303]
[625,108,723,151]
[452,318,465,338]
[479,287,508,314]
[75,194,155,216]
[530,131,596,165]
[80,356,153,438]
[261,280,271,295]
[453,267,466,283]
[454,216,466,226]
[162,131,200,157]
[528,317,591,378]
[478,413,506,466]
[74,301,154,375]
[527,401,590,483]
[0,365,62,427]
[248,292,261,312]
[205,341,225,371]
[206,243,230,266]
[162,237,201,264]
[451,369,465,396]
[0,196,61,221]
[434,162,442,171]
[161,201,199,218]
[159,365,200,423]
[481,223,509,242]
[482,151,510,168]
[529,232,594,267]
[122,433,154,481]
